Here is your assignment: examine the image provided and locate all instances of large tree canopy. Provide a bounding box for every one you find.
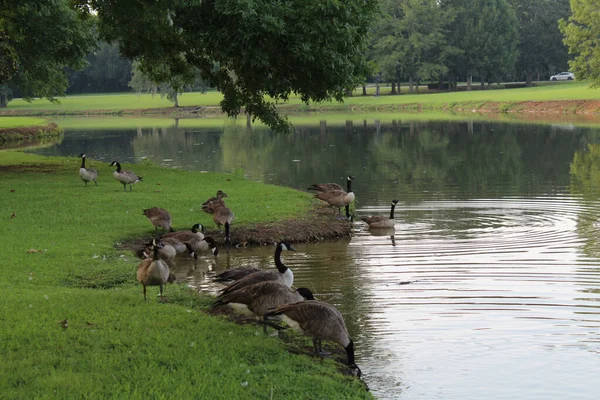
[512,0,570,86]
[0,0,96,107]
[560,0,600,87]
[86,0,378,131]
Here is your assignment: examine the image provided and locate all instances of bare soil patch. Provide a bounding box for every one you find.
[117,204,353,258]
[0,163,60,174]
[0,123,62,142]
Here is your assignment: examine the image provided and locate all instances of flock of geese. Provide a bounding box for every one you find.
[78,153,403,378]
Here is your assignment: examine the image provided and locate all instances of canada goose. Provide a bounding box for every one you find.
[213,266,261,282]
[159,236,187,255]
[213,281,314,333]
[314,175,355,218]
[219,241,295,295]
[361,199,399,229]
[109,161,142,192]
[143,240,177,263]
[142,207,174,233]
[162,223,205,242]
[307,182,344,193]
[202,190,228,214]
[267,300,361,377]
[212,203,235,246]
[184,236,219,260]
[137,239,170,301]
[79,153,99,186]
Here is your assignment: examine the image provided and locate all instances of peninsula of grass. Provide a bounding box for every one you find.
[0,152,367,399]
[1,81,599,124]
[0,116,62,142]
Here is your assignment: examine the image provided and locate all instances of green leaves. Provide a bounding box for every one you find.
[0,0,97,101]
[560,0,600,87]
[90,0,378,131]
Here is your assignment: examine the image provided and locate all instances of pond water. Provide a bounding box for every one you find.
[33,118,600,399]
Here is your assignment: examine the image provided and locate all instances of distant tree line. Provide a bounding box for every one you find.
[3,0,599,128]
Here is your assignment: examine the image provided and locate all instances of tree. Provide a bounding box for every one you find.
[512,0,570,86]
[560,0,600,87]
[0,0,96,107]
[372,0,455,94]
[67,42,133,94]
[444,0,519,90]
[86,0,378,131]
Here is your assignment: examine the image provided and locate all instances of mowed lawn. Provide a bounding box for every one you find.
[2,81,599,114]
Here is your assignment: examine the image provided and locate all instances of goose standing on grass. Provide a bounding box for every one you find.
[267,300,362,377]
[184,236,219,260]
[78,153,99,186]
[361,199,399,229]
[137,239,170,301]
[110,161,142,192]
[143,207,174,233]
[312,175,355,219]
[202,190,228,214]
[213,281,314,333]
[219,241,295,295]
[212,202,235,246]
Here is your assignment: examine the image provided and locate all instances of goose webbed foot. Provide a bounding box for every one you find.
[312,339,331,357]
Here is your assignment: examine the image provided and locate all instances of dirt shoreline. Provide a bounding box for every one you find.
[117,204,354,257]
[0,122,62,142]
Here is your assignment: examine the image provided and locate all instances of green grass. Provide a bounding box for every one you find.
[3,92,225,111]
[3,81,599,114]
[0,116,48,127]
[0,152,371,399]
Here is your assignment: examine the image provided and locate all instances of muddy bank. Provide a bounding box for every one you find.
[117,204,353,257]
[0,122,63,142]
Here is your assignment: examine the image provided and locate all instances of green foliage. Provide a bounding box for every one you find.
[88,0,378,131]
[67,42,133,94]
[0,0,97,103]
[444,0,519,85]
[373,0,456,88]
[560,0,600,88]
[511,0,570,83]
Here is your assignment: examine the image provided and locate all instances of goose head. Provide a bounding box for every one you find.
[278,241,296,252]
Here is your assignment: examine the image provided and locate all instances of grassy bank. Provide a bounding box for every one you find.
[0,81,598,119]
[0,152,371,399]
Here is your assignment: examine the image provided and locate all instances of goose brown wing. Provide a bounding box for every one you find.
[308,183,344,192]
[361,215,385,224]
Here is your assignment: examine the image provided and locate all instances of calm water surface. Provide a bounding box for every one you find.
[34,119,600,399]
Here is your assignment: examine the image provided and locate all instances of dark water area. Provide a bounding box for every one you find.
[32,119,600,399]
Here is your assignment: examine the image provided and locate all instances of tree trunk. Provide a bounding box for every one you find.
[362,85,367,96]
[526,72,533,87]
[0,92,8,108]
[391,82,397,95]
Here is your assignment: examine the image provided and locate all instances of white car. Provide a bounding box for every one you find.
[550,72,574,81]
